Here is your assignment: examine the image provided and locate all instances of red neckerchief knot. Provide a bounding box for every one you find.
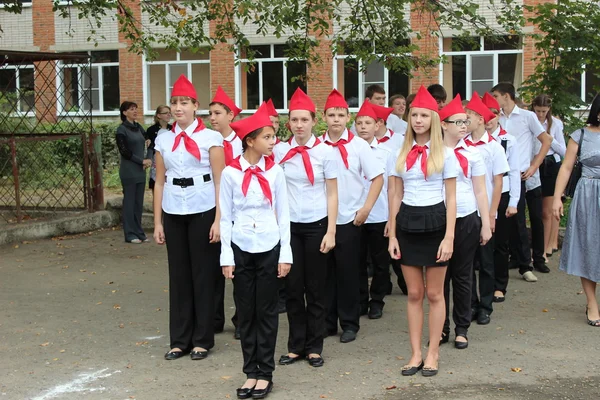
[324,131,354,169]
[406,144,428,177]
[279,137,321,185]
[229,156,275,205]
[454,146,469,177]
[171,118,206,161]
[377,129,394,144]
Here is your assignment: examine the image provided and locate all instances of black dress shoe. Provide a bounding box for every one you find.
[401,360,424,376]
[308,355,324,367]
[493,295,505,303]
[454,334,468,349]
[340,330,357,343]
[368,307,383,319]
[236,386,255,399]
[234,327,241,340]
[279,354,303,365]
[534,264,551,273]
[164,350,186,360]
[251,381,273,399]
[477,311,491,325]
[190,349,209,360]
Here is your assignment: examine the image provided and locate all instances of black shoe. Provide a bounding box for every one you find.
[534,264,551,273]
[454,334,468,349]
[164,350,186,360]
[251,381,273,399]
[477,311,491,325]
[440,332,449,345]
[368,306,383,319]
[340,330,357,343]
[359,305,368,316]
[236,386,254,399]
[190,349,209,360]
[308,355,324,367]
[234,327,241,340]
[401,360,424,376]
[279,354,303,365]
[422,366,438,377]
[493,295,505,303]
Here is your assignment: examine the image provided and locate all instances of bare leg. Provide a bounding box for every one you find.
[424,266,447,368]
[581,278,599,322]
[542,196,554,257]
[550,214,560,251]
[401,265,425,366]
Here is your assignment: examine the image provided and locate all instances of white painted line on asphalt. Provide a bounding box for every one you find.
[143,335,163,340]
[32,368,121,400]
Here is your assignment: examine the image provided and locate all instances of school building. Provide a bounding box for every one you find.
[0,0,597,122]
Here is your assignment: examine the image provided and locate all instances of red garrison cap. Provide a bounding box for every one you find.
[438,94,466,121]
[230,102,273,140]
[324,88,349,111]
[369,103,394,121]
[265,99,279,117]
[171,75,198,101]
[211,86,242,117]
[466,91,496,123]
[482,92,500,111]
[410,85,438,112]
[356,101,378,120]
[289,88,316,113]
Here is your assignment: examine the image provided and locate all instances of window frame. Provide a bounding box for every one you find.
[0,64,35,116]
[142,50,211,116]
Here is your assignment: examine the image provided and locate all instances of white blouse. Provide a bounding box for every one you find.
[363,139,394,224]
[280,135,338,223]
[154,119,223,215]
[219,155,293,266]
[499,106,546,172]
[544,117,566,159]
[389,141,460,207]
[491,127,522,208]
[453,140,486,218]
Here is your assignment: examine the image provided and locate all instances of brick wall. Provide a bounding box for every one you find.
[32,0,57,123]
[522,0,545,85]
[306,9,334,112]
[409,5,440,91]
[209,16,236,105]
[118,0,144,108]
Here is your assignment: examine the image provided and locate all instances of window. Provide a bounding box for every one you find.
[568,66,600,104]
[441,36,522,99]
[237,44,307,111]
[333,56,409,109]
[0,65,34,114]
[58,50,120,114]
[144,49,210,114]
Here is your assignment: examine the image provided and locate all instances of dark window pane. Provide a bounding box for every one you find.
[273,44,287,58]
[343,58,359,107]
[102,66,120,111]
[245,63,259,110]
[19,68,34,112]
[585,68,600,103]
[0,69,17,114]
[262,62,283,108]
[286,61,306,107]
[452,55,466,99]
[0,69,17,91]
[249,45,271,58]
[91,50,118,63]
[484,36,521,50]
[498,54,519,85]
[389,70,409,98]
[62,67,79,112]
[471,55,493,81]
[451,37,480,52]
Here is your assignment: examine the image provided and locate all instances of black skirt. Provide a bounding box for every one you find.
[540,155,561,197]
[396,202,448,267]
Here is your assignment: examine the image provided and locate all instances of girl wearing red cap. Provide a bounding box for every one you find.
[277,88,338,368]
[153,75,225,361]
[220,102,292,399]
[387,85,458,377]
[439,95,491,350]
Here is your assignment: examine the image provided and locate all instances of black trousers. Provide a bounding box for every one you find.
[285,218,329,355]
[444,212,481,336]
[233,242,280,381]
[472,233,496,315]
[326,222,361,333]
[494,192,511,294]
[163,209,219,351]
[390,260,407,293]
[359,222,390,310]
[526,187,545,269]
[121,181,146,241]
[509,181,533,274]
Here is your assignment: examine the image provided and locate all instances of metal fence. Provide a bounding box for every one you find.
[0,51,103,223]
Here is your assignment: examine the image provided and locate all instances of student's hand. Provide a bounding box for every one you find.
[353,207,370,226]
[145,139,151,148]
[553,197,564,221]
[143,159,152,169]
[209,221,220,243]
[388,237,401,260]
[222,266,235,279]
[278,263,291,278]
[521,166,536,180]
[154,224,165,244]
[436,237,453,263]
[383,221,390,237]
[505,206,518,218]
[480,226,492,246]
[320,232,335,253]
[488,213,496,233]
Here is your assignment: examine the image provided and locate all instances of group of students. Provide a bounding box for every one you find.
[117,73,577,399]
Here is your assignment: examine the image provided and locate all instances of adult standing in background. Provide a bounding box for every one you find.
[116,101,151,244]
[147,105,172,194]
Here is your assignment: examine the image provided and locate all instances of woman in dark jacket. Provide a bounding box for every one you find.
[116,101,151,243]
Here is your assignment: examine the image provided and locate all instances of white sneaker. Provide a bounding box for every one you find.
[522,271,538,282]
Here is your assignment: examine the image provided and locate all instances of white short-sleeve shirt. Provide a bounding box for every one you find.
[491,127,521,207]
[499,106,546,172]
[453,140,486,217]
[387,113,408,136]
[363,139,394,223]
[154,119,224,215]
[544,117,566,160]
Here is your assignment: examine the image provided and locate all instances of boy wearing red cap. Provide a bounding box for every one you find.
[440,95,491,349]
[370,102,405,151]
[354,101,395,319]
[322,88,384,343]
[464,92,509,326]
[220,101,292,399]
[153,75,226,361]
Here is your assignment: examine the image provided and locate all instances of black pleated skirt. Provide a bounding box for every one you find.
[396,202,448,267]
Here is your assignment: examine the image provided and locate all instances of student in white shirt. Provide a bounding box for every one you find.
[464,92,510,325]
[491,82,553,282]
[350,84,403,134]
[482,92,522,303]
[370,102,405,151]
[354,101,394,320]
[277,88,338,369]
[388,86,458,377]
[220,102,292,399]
[389,94,409,134]
[439,95,491,350]
[153,75,226,361]
[209,86,243,338]
[322,89,384,344]
[531,94,566,259]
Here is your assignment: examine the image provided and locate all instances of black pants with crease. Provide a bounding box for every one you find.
[121,181,146,242]
[494,192,512,294]
[526,186,545,269]
[508,181,533,274]
[359,222,390,310]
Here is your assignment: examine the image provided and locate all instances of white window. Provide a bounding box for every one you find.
[58,50,120,115]
[333,55,410,109]
[144,49,210,114]
[236,44,307,112]
[440,36,523,99]
[569,66,600,104]
[0,65,34,114]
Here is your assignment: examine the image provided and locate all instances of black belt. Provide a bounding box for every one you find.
[171,175,211,188]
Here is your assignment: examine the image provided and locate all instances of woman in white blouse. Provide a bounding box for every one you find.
[152,75,225,361]
[220,101,292,399]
